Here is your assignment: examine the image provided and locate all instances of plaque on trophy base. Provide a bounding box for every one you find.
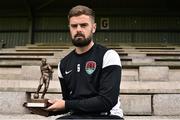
[23,99,52,116]
[24,99,50,108]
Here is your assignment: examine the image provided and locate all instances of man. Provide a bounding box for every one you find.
[47,5,124,119]
[34,58,53,99]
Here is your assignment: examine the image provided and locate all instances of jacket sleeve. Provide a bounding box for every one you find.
[57,62,69,114]
[65,50,122,113]
[58,62,69,100]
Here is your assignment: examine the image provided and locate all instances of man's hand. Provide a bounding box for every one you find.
[46,99,65,111]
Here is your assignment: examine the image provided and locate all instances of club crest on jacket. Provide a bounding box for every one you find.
[85,61,96,75]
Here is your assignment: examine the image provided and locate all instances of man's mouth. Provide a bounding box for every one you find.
[75,33,85,38]
[75,36,83,38]
[74,35,85,40]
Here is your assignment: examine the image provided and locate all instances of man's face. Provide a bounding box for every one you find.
[69,15,96,47]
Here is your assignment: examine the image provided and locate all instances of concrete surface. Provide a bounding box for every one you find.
[0,114,180,120]
[121,95,151,115]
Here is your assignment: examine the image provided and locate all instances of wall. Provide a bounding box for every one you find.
[1,16,180,48]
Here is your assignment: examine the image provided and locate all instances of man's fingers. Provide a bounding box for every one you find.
[46,103,56,111]
[48,99,54,104]
[46,99,58,111]
[48,99,58,104]
[46,99,65,112]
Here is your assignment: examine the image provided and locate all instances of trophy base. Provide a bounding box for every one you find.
[24,99,50,108]
[23,98,52,116]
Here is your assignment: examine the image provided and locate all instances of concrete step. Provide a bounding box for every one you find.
[0,80,179,116]
[0,80,60,91]
[0,79,180,94]
[27,46,70,49]
[125,116,180,120]
[0,114,59,120]
[1,61,180,81]
[0,114,180,120]
[0,52,54,56]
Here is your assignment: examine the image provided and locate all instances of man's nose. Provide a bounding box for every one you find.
[77,25,82,31]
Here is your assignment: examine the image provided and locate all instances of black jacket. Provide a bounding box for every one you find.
[58,44,122,114]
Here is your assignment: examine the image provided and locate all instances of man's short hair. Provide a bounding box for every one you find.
[68,5,95,22]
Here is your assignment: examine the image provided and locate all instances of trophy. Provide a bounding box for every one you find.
[23,58,53,116]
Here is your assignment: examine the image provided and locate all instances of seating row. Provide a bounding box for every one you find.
[0,44,180,116]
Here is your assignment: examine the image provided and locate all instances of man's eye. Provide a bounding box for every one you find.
[71,24,77,28]
[80,24,88,28]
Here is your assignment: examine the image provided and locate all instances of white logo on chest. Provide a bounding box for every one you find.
[65,70,72,74]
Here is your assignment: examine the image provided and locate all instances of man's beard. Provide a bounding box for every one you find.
[71,32,92,47]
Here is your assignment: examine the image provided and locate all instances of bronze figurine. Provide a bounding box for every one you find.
[34,58,53,99]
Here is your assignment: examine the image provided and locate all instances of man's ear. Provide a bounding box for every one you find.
[92,23,96,33]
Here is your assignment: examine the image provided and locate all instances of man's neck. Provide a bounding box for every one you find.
[75,41,94,54]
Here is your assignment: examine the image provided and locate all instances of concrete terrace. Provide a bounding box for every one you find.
[0,44,180,119]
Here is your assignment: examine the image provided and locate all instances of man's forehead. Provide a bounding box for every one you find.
[69,15,91,24]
